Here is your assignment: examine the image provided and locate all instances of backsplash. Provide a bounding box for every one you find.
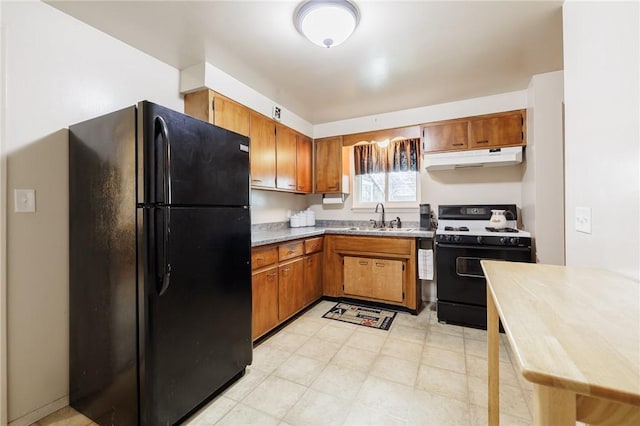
[252,220,421,232]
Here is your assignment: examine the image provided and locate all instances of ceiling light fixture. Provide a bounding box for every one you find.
[294,0,360,48]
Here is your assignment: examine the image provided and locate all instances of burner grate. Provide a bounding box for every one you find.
[485,227,519,233]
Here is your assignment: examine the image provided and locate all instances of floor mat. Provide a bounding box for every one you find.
[322,302,397,330]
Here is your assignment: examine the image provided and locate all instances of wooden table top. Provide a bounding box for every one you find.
[482,260,640,406]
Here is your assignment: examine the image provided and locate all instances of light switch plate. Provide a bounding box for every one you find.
[15,189,36,213]
[575,206,591,234]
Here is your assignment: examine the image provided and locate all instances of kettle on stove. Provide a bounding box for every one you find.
[489,210,508,229]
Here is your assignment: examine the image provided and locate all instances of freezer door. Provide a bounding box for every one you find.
[138,101,250,207]
[139,206,252,425]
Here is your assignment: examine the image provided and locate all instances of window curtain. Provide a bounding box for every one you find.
[353,143,387,175]
[389,138,420,172]
[353,138,420,175]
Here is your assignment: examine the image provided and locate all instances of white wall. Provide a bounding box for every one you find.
[251,190,308,224]
[563,1,639,280]
[309,91,528,224]
[0,1,7,424]
[523,71,565,264]
[2,2,182,424]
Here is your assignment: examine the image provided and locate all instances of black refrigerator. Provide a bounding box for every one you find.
[69,101,252,425]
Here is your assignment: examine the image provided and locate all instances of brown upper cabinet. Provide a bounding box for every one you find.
[275,124,297,191]
[184,88,312,194]
[422,109,526,154]
[296,134,312,193]
[184,89,250,137]
[468,111,524,149]
[422,122,469,152]
[249,111,277,189]
[314,136,343,193]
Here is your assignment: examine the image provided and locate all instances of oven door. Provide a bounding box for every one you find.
[436,243,531,306]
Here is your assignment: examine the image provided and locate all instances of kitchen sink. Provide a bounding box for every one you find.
[341,227,417,232]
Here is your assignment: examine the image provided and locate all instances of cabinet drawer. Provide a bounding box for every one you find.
[251,247,278,270]
[279,241,304,261]
[304,237,324,254]
[332,235,412,255]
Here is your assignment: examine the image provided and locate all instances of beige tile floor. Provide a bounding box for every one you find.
[33,301,534,426]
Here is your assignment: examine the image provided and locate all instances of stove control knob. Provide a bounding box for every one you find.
[510,237,519,246]
[453,235,462,243]
[477,236,484,244]
[500,237,508,245]
[444,235,452,242]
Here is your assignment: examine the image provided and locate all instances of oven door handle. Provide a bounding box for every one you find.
[436,243,531,252]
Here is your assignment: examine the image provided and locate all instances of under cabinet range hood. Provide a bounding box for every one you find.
[424,146,523,171]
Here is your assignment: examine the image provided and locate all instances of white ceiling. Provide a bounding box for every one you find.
[46,0,564,124]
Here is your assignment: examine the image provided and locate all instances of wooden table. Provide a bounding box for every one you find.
[482,260,640,426]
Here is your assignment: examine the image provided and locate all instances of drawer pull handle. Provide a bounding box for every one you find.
[251,179,263,182]
[256,257,265,262]
[359,261,368,265]
[376,262,385,267]
[328,185,338,189]
[267,272,277,279]
[288,184,296,187]
[452,143,464,147]
[475,140,489,144]
[282,268,291,274]
[287,250,295,255]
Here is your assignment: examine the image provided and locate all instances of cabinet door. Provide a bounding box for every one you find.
[276,125,297,191]
[343,256,372,298]
[303,252,323,306]
[314,136,343,193]
[214,94,250,137]
[469,112,524,149]
[250,112,276,189]
[372,259,404,303]
[184,89,214,123]
[296,134,312,193]
[252,266,279,340]
[422,122,468,153]
[278,258,304,321]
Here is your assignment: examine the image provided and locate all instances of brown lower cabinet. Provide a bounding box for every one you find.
[251,236,324,340]
[252,266,278,339]
[324,235,419,311]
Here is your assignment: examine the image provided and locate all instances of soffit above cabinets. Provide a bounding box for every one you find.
[46,1,563,124]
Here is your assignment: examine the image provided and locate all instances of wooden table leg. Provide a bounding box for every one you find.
[533,384,576,426]
[487,287,499,426]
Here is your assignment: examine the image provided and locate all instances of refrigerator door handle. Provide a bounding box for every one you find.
[155,116,172,205]
[157,208,171,296]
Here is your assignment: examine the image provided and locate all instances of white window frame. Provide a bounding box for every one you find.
[351,168,420,210]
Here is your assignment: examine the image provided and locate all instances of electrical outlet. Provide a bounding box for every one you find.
[575,206,591,234]
[272,106,281,121]
[15,189,36,213]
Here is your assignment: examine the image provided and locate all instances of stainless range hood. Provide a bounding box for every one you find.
[424,146,523,171]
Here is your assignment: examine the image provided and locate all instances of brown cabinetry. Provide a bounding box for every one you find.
[276,125,297,191]
[344,256,404,303]
[422,122,468,152]
[278,258,304,321]
[250,111,277,189]
[303,252,323,306]
[184,89,250,137]
[468,112,524,149]
[184,88,312,194]
[251,236,324,340]
[422,109,526,154]
[314,136,343,193]
[296,134,312,193]
[252,266,279,340]
[324,235,419,311]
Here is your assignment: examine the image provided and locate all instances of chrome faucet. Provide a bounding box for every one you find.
[374,203,385,227]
